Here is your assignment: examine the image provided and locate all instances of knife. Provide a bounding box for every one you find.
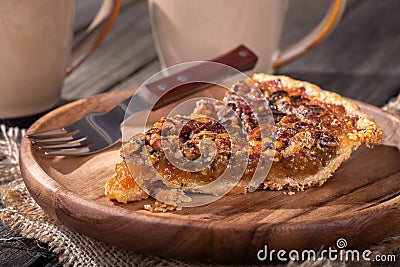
[120,44,258,117]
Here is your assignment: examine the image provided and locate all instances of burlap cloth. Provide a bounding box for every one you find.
[0,94,399,267]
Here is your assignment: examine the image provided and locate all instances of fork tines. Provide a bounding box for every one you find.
[27,128,91,156]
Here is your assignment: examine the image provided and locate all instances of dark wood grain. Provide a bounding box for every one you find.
[278,0,400,106]
[111,59,161,91]
[19,88,400,263]
[64,0,157,99]
[0,216,60,267]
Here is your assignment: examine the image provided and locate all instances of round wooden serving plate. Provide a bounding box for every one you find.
[20,88,400,263]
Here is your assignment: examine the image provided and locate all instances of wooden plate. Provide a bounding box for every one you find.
[20,88,400,263]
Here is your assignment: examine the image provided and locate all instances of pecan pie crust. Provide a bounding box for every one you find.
[105,74,382,205]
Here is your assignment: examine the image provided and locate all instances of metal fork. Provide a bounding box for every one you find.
[27,45,258,156]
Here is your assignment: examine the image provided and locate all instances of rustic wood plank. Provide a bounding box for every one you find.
[110,59,161,91]
[278,0,400,106]
[279,0,361,50]
[284,0,400,74]
[0,221,55,267]
[63,0,157,100]
[277,72,400,107]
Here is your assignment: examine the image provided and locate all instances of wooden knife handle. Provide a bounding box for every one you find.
[141,45,258,109]
[210,44,258,71]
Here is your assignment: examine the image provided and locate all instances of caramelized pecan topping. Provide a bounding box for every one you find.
[224,79,359,157]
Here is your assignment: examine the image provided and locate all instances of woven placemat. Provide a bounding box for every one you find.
[0,94,399,267]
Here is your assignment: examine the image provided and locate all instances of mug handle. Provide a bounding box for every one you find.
[273,0,347,69]
[66,0,122,74]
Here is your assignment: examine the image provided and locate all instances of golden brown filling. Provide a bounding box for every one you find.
[105,161,148,203]
[268,146,338,180]
[124,116,233,188]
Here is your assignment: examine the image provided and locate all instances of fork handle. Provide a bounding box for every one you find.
[121,45,258,110]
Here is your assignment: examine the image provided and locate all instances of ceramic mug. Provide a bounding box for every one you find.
[148,0,346,73]
[0,0,121,119]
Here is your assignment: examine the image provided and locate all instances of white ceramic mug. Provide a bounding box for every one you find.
[148,0,346,73]
[0,0,121,119]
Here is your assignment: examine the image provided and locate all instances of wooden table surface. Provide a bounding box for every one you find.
[1,0,399,266]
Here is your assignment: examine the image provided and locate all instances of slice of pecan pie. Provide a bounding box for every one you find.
[105,74,382,205]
